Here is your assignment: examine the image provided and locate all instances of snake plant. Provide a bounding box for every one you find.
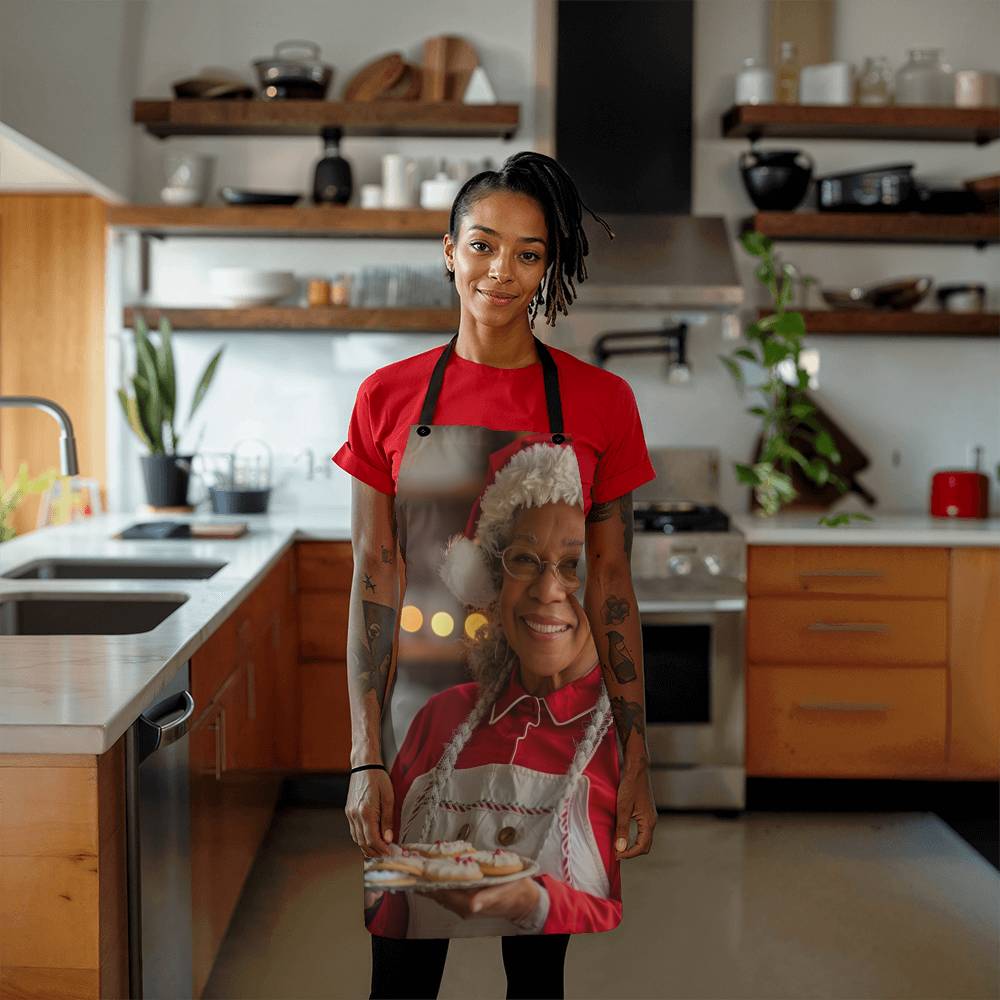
[117,314,223,455]
[720,231,872,528]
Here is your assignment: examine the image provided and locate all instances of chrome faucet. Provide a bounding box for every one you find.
[0,396,79,475]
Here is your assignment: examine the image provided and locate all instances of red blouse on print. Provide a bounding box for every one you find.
[332,341,655,515]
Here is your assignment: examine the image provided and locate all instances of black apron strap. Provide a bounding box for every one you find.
[415,333,565,442]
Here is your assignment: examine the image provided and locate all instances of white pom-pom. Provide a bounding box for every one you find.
[438,534,498,607]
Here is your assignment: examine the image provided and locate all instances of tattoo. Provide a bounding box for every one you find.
[360,600,395,702]
[380,545,394,564]
[362,573,376,592]
[603,594,630,625]
[586,500,615,523]
[619,494,634,560]
[607,630,637,683]
[610,696,646,746]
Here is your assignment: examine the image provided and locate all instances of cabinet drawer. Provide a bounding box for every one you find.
[747,597,947,665]
[298,590,349,660]
[747,665,947,777]
[296,541,353,592]
[299,660,352,771]
[748,546,949,598]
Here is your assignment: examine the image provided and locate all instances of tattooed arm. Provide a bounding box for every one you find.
[345,477,402,857]
[584,491,656,860]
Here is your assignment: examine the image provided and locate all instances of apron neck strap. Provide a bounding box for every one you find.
[417,333,565,439]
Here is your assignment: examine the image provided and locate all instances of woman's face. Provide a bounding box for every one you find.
[499,501,594,685]
[443,191,549,326]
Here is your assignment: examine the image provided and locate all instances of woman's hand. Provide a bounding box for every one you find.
[419,876,540,922]
[346,768,394,857]
[615,754,656,860]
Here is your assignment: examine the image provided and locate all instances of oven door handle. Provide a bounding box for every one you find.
[638,597,746,614]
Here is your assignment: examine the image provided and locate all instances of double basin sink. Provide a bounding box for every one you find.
[0,557,227,636]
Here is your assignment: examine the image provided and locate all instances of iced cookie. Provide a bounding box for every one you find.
[364,868,417,888]
[415,839,476,858]
[422,856,483,882]
[367,849,426,877]
[462,849,524,876]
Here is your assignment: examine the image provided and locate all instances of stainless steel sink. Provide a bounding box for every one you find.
[2,558,226,581]
[0,594,188,635]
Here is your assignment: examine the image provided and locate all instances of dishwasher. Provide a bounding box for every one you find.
[125,660,195,999]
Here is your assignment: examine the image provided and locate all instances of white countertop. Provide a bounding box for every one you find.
[0,509,350,755]
[733,512,1000,547]
[3,505,999,756]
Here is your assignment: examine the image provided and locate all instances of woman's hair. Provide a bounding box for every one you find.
[447,151,614,328]
[412,585,613,885]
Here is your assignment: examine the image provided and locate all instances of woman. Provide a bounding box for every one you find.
[365,442,620,962]
[334,152,658,1000]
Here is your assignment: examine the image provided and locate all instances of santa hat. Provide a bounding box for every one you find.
[438,438,583,608]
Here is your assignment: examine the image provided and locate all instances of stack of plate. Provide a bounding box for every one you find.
[209,268,297,307]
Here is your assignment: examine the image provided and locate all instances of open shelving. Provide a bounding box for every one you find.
[749,212,1000,246]
[721,104,1000,144]
[122,305,460,332]
[759,309,999,337]
[133,99,520,139]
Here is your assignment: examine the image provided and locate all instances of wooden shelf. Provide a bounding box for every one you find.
[107,205,451,238]
[722,104,1000,144]
[750,212,1000,245]
[123,306,459,332]
[133,99,519,138]
[758,309,1000,337]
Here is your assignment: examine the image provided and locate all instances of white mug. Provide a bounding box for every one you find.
[360,184,383,209]
[381,154,418,209]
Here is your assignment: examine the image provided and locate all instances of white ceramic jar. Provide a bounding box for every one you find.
[735,58,775,105]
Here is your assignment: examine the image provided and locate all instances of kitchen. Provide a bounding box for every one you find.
[0,0,998,998]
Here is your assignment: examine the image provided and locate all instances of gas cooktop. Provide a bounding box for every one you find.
[633,502,730,534]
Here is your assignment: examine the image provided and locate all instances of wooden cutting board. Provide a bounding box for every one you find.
[344,52,406,101]
[421,35,478,102]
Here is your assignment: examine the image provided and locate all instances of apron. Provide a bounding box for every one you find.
[368,332,613,939]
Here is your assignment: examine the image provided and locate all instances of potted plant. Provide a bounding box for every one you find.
[117,314,223,508]
[0,463,57,542]
[720,231,872,528]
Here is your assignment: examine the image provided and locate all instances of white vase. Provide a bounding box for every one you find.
[381,155,418,209]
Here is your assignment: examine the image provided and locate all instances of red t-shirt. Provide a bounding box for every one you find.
[332,341,655,513]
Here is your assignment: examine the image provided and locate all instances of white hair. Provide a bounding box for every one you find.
[438,443,584,608]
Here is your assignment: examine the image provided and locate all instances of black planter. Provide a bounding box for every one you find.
[140,453,195,507]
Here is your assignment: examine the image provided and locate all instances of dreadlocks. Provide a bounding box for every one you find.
[447,151,614,328]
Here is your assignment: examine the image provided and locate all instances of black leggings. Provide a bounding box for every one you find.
[370,932,571,999]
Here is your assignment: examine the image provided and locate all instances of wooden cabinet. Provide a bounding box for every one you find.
[746,546,954,779]
[295,542,354,771]
[188,550,294,998]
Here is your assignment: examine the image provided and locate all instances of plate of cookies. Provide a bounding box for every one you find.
[364,840,539,892]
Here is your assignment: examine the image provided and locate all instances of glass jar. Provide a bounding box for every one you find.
[735,57,775,105]
[857,57,893,105]
[776,42,799,104]
[895,48,954,105]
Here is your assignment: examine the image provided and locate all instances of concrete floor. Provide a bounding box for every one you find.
[203,803,999,1000]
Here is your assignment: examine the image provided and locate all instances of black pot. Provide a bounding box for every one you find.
[739,148,814,211]
[140,454,194,508]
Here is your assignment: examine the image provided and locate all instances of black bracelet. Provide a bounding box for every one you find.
[350,763,388,775]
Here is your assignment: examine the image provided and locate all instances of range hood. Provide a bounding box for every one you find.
[575,214,744,311]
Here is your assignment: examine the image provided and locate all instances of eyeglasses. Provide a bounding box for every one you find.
[501,545,581,589]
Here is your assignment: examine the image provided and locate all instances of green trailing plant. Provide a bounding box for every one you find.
[720,231,872,528]
[117,314,223,455]
[0,463,57,542]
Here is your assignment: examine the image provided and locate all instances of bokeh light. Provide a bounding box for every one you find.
[400,605,423,633]
[430,611,455,637]
[464,612,488,639]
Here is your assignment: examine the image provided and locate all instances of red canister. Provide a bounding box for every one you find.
[929,469,990,519]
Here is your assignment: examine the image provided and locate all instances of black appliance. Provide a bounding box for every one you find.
[313,127,353,205]
[817,163,916,212]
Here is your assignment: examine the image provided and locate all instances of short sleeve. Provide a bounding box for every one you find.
[332,377,396,496]
[591,378,656,503]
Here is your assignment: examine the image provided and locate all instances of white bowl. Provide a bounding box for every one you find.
[209,268,297,306]
[160,185,203,206]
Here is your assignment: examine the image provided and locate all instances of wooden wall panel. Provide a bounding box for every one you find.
[0,194,106,536]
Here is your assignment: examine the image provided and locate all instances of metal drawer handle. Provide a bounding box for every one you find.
[796,701,890,712]
[799,569,883,578]
[209,705,226,780]
[807,621,889,633]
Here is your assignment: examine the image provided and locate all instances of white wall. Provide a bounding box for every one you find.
[101,0,1000,515]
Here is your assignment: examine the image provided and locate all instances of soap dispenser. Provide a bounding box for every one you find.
[312,127,352,205]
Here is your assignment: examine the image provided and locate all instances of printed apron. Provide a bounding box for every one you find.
[366,332,611,939]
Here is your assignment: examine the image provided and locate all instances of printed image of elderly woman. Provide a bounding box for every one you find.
[364,441,622,940]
